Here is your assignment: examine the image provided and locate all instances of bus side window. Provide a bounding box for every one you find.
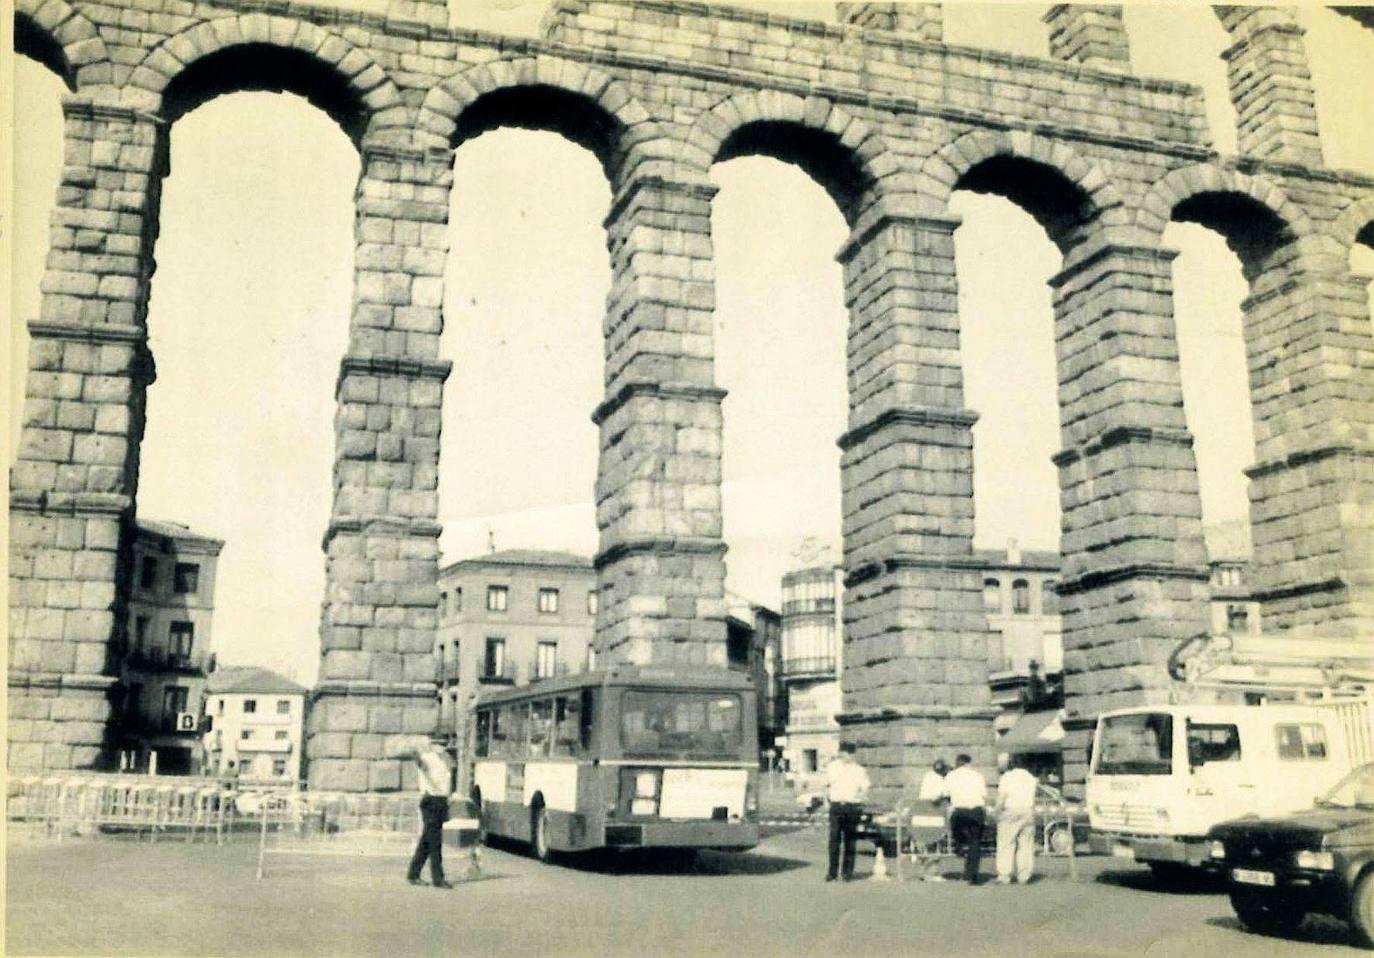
[507,704,528,760]
[1187,722,1241,768]
[579,688,595,752]
[553,696,581,757]
[475,710,491,759]
[490,707,507,758]
[529,699,553,758]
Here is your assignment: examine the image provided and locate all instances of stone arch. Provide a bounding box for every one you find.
[415,56,666,181]
[13,0,111,90]
[125,15,404,147]
[1137,163,1313,243]
[684,90,907,224]
[1331,194,1374,256]
[917,127,1131,250]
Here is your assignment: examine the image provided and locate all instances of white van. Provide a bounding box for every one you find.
[1085,699,1372,873]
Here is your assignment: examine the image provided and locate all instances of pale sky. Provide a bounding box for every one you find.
[9,3,1374,683]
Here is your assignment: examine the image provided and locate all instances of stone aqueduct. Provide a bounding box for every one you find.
[9,0,1374,798]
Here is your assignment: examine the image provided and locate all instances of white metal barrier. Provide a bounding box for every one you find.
[6,774,234,843]
[254,793,481,881]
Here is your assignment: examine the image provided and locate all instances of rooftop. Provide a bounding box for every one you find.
[135,517,225,550]
[207,666,308,696]
[440,548,593,575]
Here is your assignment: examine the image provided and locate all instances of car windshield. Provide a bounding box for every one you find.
[1094,712,1173,775]
[1315,763,1374,809]
[620,690,743,757]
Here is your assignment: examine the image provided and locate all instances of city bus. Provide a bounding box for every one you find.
[467,666,760,861]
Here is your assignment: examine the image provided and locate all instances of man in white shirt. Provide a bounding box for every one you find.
[405,738,455,889]
[943,753,988,884]
[917,758,950,803]
[823,742,871,882]
[994,753,1039,884]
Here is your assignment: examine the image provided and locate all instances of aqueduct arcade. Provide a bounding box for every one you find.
[10,0,1374,797]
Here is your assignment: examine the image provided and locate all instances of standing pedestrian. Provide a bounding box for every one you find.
[944,753,988,885]
[405,737,455,889]
[824,742,870,882]
[918,758,950,804]
[994,753,1039,884]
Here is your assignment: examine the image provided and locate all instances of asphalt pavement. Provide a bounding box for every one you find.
[6,825,1369,957]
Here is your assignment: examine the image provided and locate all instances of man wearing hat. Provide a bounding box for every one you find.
[405,736,455,889]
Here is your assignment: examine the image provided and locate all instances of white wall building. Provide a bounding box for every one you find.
[203,667,307,783]
[778,564,843,790]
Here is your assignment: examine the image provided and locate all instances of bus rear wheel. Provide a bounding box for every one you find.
[532,805,553,864]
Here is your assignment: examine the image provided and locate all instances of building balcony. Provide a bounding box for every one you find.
[477,663,515,686]
[781,597,836,617]
[780,656,837,679]
[124,649,208,674]
[238,737,293,753]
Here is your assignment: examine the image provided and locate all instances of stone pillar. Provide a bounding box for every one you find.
[836,207,997,808]
[307,144,453,792]
[593,173,728,668]
[836,2,943,43]
[1049,241,1212,794]
[8,99,165,773]
[1217,7,1324,166]
[1240,253,1374,638]
[1043,5,1131,71]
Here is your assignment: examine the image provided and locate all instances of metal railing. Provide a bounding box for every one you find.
[6,774,233,843]
[780,656,837,678]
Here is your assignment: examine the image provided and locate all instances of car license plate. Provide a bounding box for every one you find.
[1112,844,1135,860]
[1233,868,1275,887]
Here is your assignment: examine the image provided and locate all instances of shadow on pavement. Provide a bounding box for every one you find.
[551,847,810,877]
[1094,867,1224,896]
[1204,914,1362,950]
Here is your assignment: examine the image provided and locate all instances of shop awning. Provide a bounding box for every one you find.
[997,709,1064,754]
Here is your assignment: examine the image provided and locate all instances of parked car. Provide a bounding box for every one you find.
[856,782,1090,857]
[1207,761,1374,948]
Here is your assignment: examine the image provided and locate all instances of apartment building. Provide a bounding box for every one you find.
[202,667,307,782]
[777,564,843,790]
[114,518,223,775]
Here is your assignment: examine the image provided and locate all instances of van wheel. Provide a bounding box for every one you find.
[1230,889,1304,938]
[1352,871,1374,949]
[1046,824,1074,857]
[532,805,552,864]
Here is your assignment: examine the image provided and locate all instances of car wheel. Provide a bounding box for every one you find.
[1352,871,1374,949]
[532,805,552,864]
[1230,889,1304,938]
[1046,823,1074,857]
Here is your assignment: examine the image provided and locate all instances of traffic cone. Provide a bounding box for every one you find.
[871,845,890,882]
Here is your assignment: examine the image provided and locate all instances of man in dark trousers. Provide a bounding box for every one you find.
[405,737,454,889]
[943,752,988,884]
[823,742,871,882]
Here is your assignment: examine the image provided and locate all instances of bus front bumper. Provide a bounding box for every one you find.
[604,820,759,851]
[1090,831,1210,866]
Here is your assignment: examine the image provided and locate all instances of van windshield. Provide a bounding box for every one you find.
[620,690,743,757]
[1095,712,1173,775]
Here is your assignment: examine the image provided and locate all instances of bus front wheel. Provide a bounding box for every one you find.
[532,805,553,863]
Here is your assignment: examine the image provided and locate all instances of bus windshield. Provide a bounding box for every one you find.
[620,690,743,757]
[1095,712,1173,776]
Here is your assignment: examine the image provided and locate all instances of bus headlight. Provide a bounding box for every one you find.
[1209,840,1226,860]
[1295,850,1334,870]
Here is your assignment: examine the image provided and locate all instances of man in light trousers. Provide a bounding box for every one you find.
[994,753,1038,884]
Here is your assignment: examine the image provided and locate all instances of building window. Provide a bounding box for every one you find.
[274,729,289,740]
[538,588,559,614]
[241,729,253,740]
[439,591,448,615]
[272,759,288,777]
[587,589,599,616]
[1012,579,1031,614]
[536,641,558,679]
[982,578,1001,615]
[243,699,257,714]
[484,638,506,678]
[162,685,189,721]
[173,562,200,595]
[169,621,194,660]
[452,588,462,613]
[133,615,149,654]
[216,698,224,715]
[586,647,598,672]
[125,683,142,717]
[1042,580,1059,616]
[803,749,819,774]
[276,699,291,715]
[1226,604,1250,633]
[487,585,508,612]
[139,556,158,590]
